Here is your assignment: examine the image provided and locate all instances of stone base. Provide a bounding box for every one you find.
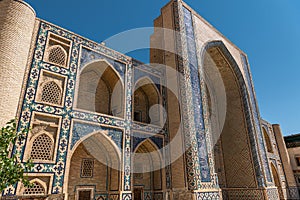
[221,188,281,200]
[0,194,64,200]
[168,189,221,200]
[286,187,300,200]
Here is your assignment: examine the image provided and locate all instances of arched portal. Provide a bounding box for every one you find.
[77,60,124,118]
[133,78,161,126]
[203,41,258,197]
[67,131,121,200]
[132,139,164,200]
[263,127,274,153]
[271,163,284,199]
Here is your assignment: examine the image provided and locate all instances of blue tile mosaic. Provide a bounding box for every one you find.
[183,6,211,182]
[134,67,162,93]
[241,54,272,183]
[71,121,123,150]
[80,47,126,81]
[132,132,164,151]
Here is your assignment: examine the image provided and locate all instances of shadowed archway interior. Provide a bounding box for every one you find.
[133,78,161,126]
[67,132,121,200]
[132,139,164,200]
[77,60,124,118]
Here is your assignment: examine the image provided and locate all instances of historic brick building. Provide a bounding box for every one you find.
[0,0,299,199]
[284,134,300,192]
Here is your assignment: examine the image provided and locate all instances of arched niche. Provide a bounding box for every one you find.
[67,131,121,200]
[133,77,161,126]
[271,163,284,199]
[132,139,164,200]
[263,127,273,153]
[77,60,124,118]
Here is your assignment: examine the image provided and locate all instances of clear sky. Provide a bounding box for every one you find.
[25,0,300,135]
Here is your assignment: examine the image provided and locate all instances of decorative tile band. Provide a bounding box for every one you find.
[241,54,272,183]
[7,19,169,198]
[182,6,211,182]
[71,121,123,150]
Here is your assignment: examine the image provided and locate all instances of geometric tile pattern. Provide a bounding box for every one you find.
[80,47,126,81]
[287,187,300,199]
[196,191,220,200]
[11,20,168,198]
[265,188,280,200]
[71,121,123,150]
[241,54,272,183]
[131,133,164,152]
[182,5,210,183]
[173,1,202,190]
[222,189,265,200]
[122,193,132,200]
[95,194,108,200]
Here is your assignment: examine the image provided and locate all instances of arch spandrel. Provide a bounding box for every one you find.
[70,121,123,153]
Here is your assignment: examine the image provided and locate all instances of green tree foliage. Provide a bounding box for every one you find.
[0,119,33,192]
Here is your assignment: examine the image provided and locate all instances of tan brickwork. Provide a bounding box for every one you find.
[77,60,124,117]
[0,0,35,126]
[68,143,109,197]
[152,2,187,190]
[3,1,298,200]
[273,124,298,188]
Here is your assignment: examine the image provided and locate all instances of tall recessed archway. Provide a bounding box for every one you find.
[203,41,258,195]
[271,163,284,199]
[263,127,273,153]
[132,139,164,200]
[77,60,124,118]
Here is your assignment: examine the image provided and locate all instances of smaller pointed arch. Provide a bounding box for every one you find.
[67,130,122,197]
[133,138,163,192]
[271,162,284,199]
[263,127,273,153]
[77,60,124,117]
[133,77,161,125]
[22,178,47,195]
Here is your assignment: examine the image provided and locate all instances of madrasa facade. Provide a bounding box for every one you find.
[0,0,299,200]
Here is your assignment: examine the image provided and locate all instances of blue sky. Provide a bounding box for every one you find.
[26,0,300,135]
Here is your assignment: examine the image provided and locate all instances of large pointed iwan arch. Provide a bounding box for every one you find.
[201,40,271,197]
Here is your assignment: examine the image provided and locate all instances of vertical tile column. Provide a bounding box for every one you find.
[173,2,216,193]
[122,62,133,200]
